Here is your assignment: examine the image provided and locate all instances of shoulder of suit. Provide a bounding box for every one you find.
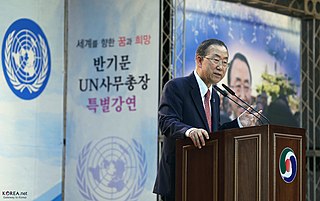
[166,75,195,88]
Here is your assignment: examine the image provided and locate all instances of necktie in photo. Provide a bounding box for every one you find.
[204,89,212,132]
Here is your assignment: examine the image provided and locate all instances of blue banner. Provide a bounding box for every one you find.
[64,0,159,200]
[0,1,64,200]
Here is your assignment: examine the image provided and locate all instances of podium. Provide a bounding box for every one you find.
[175,125,306,201]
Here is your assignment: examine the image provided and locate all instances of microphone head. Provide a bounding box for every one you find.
[222,83,235,96]
[213,85,228,97]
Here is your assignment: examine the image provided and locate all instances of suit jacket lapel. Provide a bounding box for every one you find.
[188,73,210,131]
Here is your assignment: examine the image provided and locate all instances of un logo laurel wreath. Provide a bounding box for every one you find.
[4,31,49,93]
[77,137,147,201]
[1,18,51,100]
[77,142,98,201]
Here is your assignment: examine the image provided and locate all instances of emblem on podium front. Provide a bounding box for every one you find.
[279,147,297,183]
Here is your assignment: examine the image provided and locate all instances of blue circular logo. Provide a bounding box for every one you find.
[1,18,51,100]
[279,147,297,183]
[77,137,147,200]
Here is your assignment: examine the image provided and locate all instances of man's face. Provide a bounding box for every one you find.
[229,58,252,117]
[198,45,229,87]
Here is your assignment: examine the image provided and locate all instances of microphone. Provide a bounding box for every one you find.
[221,83,270,124]
[213,85,263,125]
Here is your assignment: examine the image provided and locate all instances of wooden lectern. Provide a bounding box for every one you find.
[176,125,306,201]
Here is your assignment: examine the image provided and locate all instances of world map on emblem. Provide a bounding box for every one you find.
[1,18,51,100]
[279,147,297,183]
[77,137,147,201]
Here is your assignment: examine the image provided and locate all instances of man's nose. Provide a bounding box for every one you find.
[238,87,249,102]
[238,87,245,98]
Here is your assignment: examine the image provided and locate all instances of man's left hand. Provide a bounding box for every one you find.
[239,107,262,127]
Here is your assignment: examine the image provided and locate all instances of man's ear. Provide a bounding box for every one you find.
[196,55,202,67]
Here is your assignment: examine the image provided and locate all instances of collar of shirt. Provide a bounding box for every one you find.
[194,71,212,100]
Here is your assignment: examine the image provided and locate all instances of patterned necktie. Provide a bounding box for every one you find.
[204,89,212,132]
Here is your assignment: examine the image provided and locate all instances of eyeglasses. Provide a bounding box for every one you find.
[204,57,229,69]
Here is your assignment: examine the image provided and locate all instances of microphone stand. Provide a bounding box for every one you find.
[213,85,264,125]
[221,83,270,124]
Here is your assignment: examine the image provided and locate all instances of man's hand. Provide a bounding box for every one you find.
[239,107,262,127]
[188,128,210,149]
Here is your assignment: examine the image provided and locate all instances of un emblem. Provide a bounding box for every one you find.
[77,137,147,201]
[1,18,51,100]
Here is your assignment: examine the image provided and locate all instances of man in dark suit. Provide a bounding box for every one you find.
[153,39,259,201]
